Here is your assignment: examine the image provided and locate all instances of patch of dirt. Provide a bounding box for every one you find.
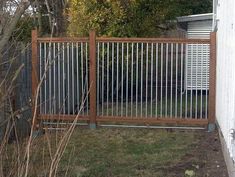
[167,130,228,177]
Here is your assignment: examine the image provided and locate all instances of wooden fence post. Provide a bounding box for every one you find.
[89,31,97,129]
[208,32,216,131]
[31,30,39,129]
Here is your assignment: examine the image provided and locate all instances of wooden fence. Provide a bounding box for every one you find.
[31,30,216,128]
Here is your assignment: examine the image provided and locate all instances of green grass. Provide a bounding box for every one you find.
[98,94,208,118]
[29,128,201,177]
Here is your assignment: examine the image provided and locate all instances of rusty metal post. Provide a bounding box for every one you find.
[208,32,216,132]
[89,31,97,129]
[31,30,39,129]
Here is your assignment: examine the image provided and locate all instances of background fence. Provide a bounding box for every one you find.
[33,31,216,127]
[1,43,32,119]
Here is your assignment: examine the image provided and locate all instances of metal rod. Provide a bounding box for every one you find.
[72,43,75,114]
[190,44,193,118]
[205,44,208,119]
[170,43,173,117]
[145,43,149,117]
[165,43,168,117]
[44,43,47,114]
[141,43,143,117]
[116,43,119,115]
[43,122,205,130]
[107,42,110,116]
[43,122,88,126]
[85,42,89,115]
[49,43,52,114]
[121,43,124,116]
[53,43,56,114]
[155,43,159,117]
[39,43,42,114]
[102,42,105,116]
[126,43,129,116]
[97,42,100,115]
[76,42,79,113]
[131,43,134,117]
[112,43,114,116]
[62,43,65,114]
[81,43,84,115]
[200,44,203,119]
[136,43,139,117]
[67,43,70,114]
[150,43,153,117]
[180,44,183,118]
[175,43,178,117]
[185,44,188,118]
[195,44,198,119]
[160,43,163,117]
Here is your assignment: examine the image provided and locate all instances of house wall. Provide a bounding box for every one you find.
[186,20,212,90]
[187,20,212,39]
[215,0,235,175]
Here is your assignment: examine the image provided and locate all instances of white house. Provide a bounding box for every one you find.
[213,0,235,176]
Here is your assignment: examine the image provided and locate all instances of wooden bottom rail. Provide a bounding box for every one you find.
[38,114,89,121]
[38,114,208,126]
[97,116,208,126]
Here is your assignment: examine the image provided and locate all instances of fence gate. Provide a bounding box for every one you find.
[31,31,216,128]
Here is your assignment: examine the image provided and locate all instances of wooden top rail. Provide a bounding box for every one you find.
[37,37,89,43]
[97,37,210,44]
[37,36,210,44]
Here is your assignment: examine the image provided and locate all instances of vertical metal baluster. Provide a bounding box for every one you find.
[190,44,193,118]
[205,44,208,119]
[58,43,61,113]
[141,43,143,117]
[160,43,163,117]
[44,43,47,114]
[97,43,100,115]
[85,43,88,115]
[126,43,129,116]
[76,42,79,113]
[195,44,198,119]
[200,44,203,119]
[102,42,104,116]
[145,43,149,117]
[62,43,65,114]
[155,43,159,117]
[53,43,56,114]
[116,43,119,115]
[185,44,188,118]
[165,43,168,117]
[107,42,110,116]
[150,43,153,117]
[67,43,70,115]
[131,43,134,117]
[170,43,173,117]
[72,43,75,114]
[39,43,42,114]
[121,43,124,116]
[81,43,84,114]
[175,44,178,117]
[180,44,183,118]
[112,43,114,116]
[136,43,139,117]
[49,43,52,114]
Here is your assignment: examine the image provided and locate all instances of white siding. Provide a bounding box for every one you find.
[216,0,235,161]
[186,20,212,90]
[187,20,212,39]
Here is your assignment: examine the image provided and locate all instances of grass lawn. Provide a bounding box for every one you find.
[97,94,208,119]
[24,127,227,177]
